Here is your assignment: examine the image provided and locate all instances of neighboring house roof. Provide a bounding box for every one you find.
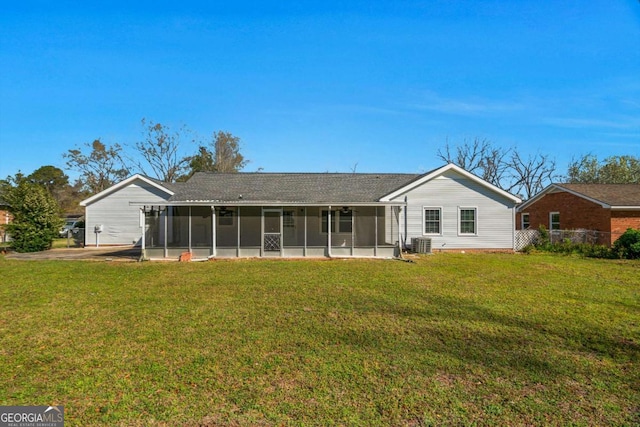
[168,172,419,204]
[518,183,640,211]
[379,163,522,203]
[80,174,175,206]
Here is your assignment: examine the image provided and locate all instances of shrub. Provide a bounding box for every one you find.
[613,228,640,259]
[5,181,62,252]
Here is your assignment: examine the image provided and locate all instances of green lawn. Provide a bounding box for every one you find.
[0,254,638,426]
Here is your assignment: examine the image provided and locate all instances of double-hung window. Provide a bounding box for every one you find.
[550,212,560,230]
[459,208,477,235]
[521,213,530,229]
[424,208,441,234]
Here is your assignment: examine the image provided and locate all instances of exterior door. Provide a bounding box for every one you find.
[263,210,282,252]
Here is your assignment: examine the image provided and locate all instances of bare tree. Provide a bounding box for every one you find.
[437,138,558,200]
[64,139,130,193]
[437,138,509,188]
[134,118,195,182]
[505,151,557,200]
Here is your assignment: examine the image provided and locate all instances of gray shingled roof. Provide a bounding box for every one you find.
[168,172,421,204]
[557,183,640,206]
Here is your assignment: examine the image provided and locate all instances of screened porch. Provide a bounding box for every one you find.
[142,205,401,259]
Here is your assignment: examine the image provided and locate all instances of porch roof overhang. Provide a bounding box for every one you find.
[130,200,407,207]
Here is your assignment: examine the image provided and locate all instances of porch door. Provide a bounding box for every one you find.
[263,209,282,252]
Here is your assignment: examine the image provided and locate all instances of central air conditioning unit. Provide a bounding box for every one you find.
[411,237,432,254]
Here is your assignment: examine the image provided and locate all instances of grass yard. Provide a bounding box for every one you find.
[0,253,638,426]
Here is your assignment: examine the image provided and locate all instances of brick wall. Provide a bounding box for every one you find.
[611,211,640,242]
[518,192,611,232]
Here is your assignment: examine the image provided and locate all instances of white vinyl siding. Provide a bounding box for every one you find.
[84,180,171,246]
[391,169,517,250]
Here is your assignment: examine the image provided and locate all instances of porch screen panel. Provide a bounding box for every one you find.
[191,206,212,247]
[168,206,189,248]
[355,207,376,247]
[239,206,261,247]
[379,207,394,245]
[283,209,304,247]
[216,208,238,247]
[145,209,165,248]
[305,207,325,246]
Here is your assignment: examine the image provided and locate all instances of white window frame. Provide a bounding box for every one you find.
[458,207,478,236]
[521,213,530,230]
[423,207,442,235]
[549,212,560,230]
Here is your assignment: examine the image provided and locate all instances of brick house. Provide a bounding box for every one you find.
[516,184,640,245]
[0,208,12,243]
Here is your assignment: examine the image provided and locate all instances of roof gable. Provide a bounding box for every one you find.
[80,174,174,206]
[379,163,522,203]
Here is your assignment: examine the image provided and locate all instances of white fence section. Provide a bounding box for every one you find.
[515,229,540,251]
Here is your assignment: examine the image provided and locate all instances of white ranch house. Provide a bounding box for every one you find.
[80,164,521,259]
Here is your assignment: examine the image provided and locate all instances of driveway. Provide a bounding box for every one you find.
[3,246,141,261]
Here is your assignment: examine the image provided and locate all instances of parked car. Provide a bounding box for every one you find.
[59,219,84,237]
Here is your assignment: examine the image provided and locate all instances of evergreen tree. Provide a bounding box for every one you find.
[5,180,62,252]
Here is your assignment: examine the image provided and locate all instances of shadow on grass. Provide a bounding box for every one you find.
[322,292,639,385]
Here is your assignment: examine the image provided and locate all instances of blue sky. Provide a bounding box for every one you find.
[1,1,639,180]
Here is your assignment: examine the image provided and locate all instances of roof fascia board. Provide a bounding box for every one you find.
[80,174,174,206]
[380,163,521,203]
[130,201,407,207]
[611,206,640,211]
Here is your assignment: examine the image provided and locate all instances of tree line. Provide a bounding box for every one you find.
[1,124,638,253]
[437,138,640,199]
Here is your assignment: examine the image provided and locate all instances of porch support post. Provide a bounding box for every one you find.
[397,207,402,254]
[163,207,168,259]
[140,208,146,259]
[212,206,216,257]
[304,207,307,257]
[374,206,378,257]
[188,206,192,253]
[260,207,264,257]
[351,207,354,256]
[327,206,332,257]
[237,206,241,257]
